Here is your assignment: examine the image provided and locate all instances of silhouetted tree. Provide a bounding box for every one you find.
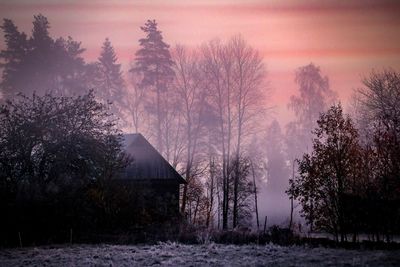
[131,19,174,154]
[287,104,361,242]
[0,91,130,244]
[0,14,89,98]
[355,69,400,241]
[0,18,28,99]
[357,69,400,133]
[228,155,255,227]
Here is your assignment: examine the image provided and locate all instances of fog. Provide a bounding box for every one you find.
[1,1,399,234]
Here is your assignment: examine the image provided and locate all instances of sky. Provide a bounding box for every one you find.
[1,0,399,123]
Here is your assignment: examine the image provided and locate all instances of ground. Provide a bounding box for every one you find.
[0,242,399,266]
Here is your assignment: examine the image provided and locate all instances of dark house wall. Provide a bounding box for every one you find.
[115,179,180,217]
[119,133,186,223]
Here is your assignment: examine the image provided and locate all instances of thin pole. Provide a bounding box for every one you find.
[263,216,268,234]
[251,160,260,231]
[18,232,22,248]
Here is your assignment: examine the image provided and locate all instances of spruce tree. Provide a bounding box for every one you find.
[95,38,125,121]
[0,19,28,99]
[131,19,174,153]
[0,14,88,98]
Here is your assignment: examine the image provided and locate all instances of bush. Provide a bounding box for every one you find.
[268,225,296,245]
[0,91,130,247]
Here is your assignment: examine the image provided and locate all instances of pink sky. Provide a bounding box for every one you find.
[1,0,400,123]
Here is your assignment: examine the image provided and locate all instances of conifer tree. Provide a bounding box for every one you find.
[131,19,174,153]
[95,38,126,122]
[0,14,88,98]
[0,19,28,99]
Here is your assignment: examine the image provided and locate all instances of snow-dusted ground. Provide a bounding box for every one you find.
[0,242,399,266]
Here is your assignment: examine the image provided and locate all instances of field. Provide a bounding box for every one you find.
[0,242,399,266]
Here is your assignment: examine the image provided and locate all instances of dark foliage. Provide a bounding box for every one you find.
[288,104,361,241]
[0,91,135,246]
[356,69,400,242]
[288,101,400,243]
[130,19,174,154]
[131,19,174,91]
[0,14,90,99]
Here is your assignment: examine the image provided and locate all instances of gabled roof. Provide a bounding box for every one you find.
[122,133,186,184]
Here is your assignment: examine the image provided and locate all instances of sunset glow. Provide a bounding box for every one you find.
[1,0,399,121]
[1,1,400,257]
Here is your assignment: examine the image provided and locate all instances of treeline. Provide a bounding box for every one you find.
[1,15,269,231]
[130,20,269,230]
[1,14,399,241]
[0,15,125,119]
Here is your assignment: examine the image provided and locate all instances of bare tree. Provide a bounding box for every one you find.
[230,35,266,228]
[127,70,146,133]
[287,104,361,242]
[357,69,400,137]
[128,34,268,229]
[202,36,267,229]
[161,87,184,166]
[355,69,400,240]
[288,63,337,153]
[201,39,233,229]
[171,45,207,214]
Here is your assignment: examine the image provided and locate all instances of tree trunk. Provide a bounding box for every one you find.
[233,165,239,228]
[251,161,259,231]
[206,158,215,228]
[289,160,295,230]
[263,216,268,234]
[156,82,163,155]
[289,197,294,231]
[180,184,188,215]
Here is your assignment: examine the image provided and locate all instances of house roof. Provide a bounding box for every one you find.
[122,133,186,184]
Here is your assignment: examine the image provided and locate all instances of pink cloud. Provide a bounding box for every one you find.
[0,0,399,122]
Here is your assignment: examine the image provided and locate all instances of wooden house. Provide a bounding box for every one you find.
[120,133,186,220]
